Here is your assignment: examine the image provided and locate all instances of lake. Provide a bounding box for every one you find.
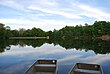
[0,39,110,74]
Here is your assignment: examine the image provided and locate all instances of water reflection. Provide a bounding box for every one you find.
[0,39,110,74]
[0,39,110,54]
[53,38,110,54]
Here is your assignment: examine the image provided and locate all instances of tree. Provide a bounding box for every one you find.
[19,28,26,37]
[0,23,5,39]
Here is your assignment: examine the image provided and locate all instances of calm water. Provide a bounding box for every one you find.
[0,39,110,74]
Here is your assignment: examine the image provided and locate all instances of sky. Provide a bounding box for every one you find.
[0,0,110,31]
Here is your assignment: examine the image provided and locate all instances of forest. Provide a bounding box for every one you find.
[0,21,110,39]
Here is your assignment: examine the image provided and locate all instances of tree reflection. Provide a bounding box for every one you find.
[53,38,110,54]
[0,39,110,54]
[0,39,48,53]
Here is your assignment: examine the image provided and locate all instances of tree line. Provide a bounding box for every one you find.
[52,21,110,39]
[0,23,48,39]
[0,21,110,39]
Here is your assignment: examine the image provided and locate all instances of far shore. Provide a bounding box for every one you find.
[9,35,110,41]
[9,36,49,39]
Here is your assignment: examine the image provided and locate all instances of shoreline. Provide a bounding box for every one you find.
[98,35,110,41]
[9,36,49,39]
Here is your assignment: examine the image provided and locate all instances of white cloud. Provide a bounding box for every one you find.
[0,18,84,31]
[78,4,110,21]
[0,18,40,25]
[38,0,58,6]
[28,5,81,19]
[0,0,110,31]
[0,0,24,10]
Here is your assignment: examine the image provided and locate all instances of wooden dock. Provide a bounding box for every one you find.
[9,36,49,39]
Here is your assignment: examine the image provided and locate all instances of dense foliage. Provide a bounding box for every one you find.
[0,23,48,39]
[0,21,110,39]
[52,21,110,38]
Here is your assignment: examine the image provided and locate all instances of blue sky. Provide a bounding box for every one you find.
[0,0,110,31]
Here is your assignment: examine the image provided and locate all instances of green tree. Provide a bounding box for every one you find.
[0,23,5,39]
